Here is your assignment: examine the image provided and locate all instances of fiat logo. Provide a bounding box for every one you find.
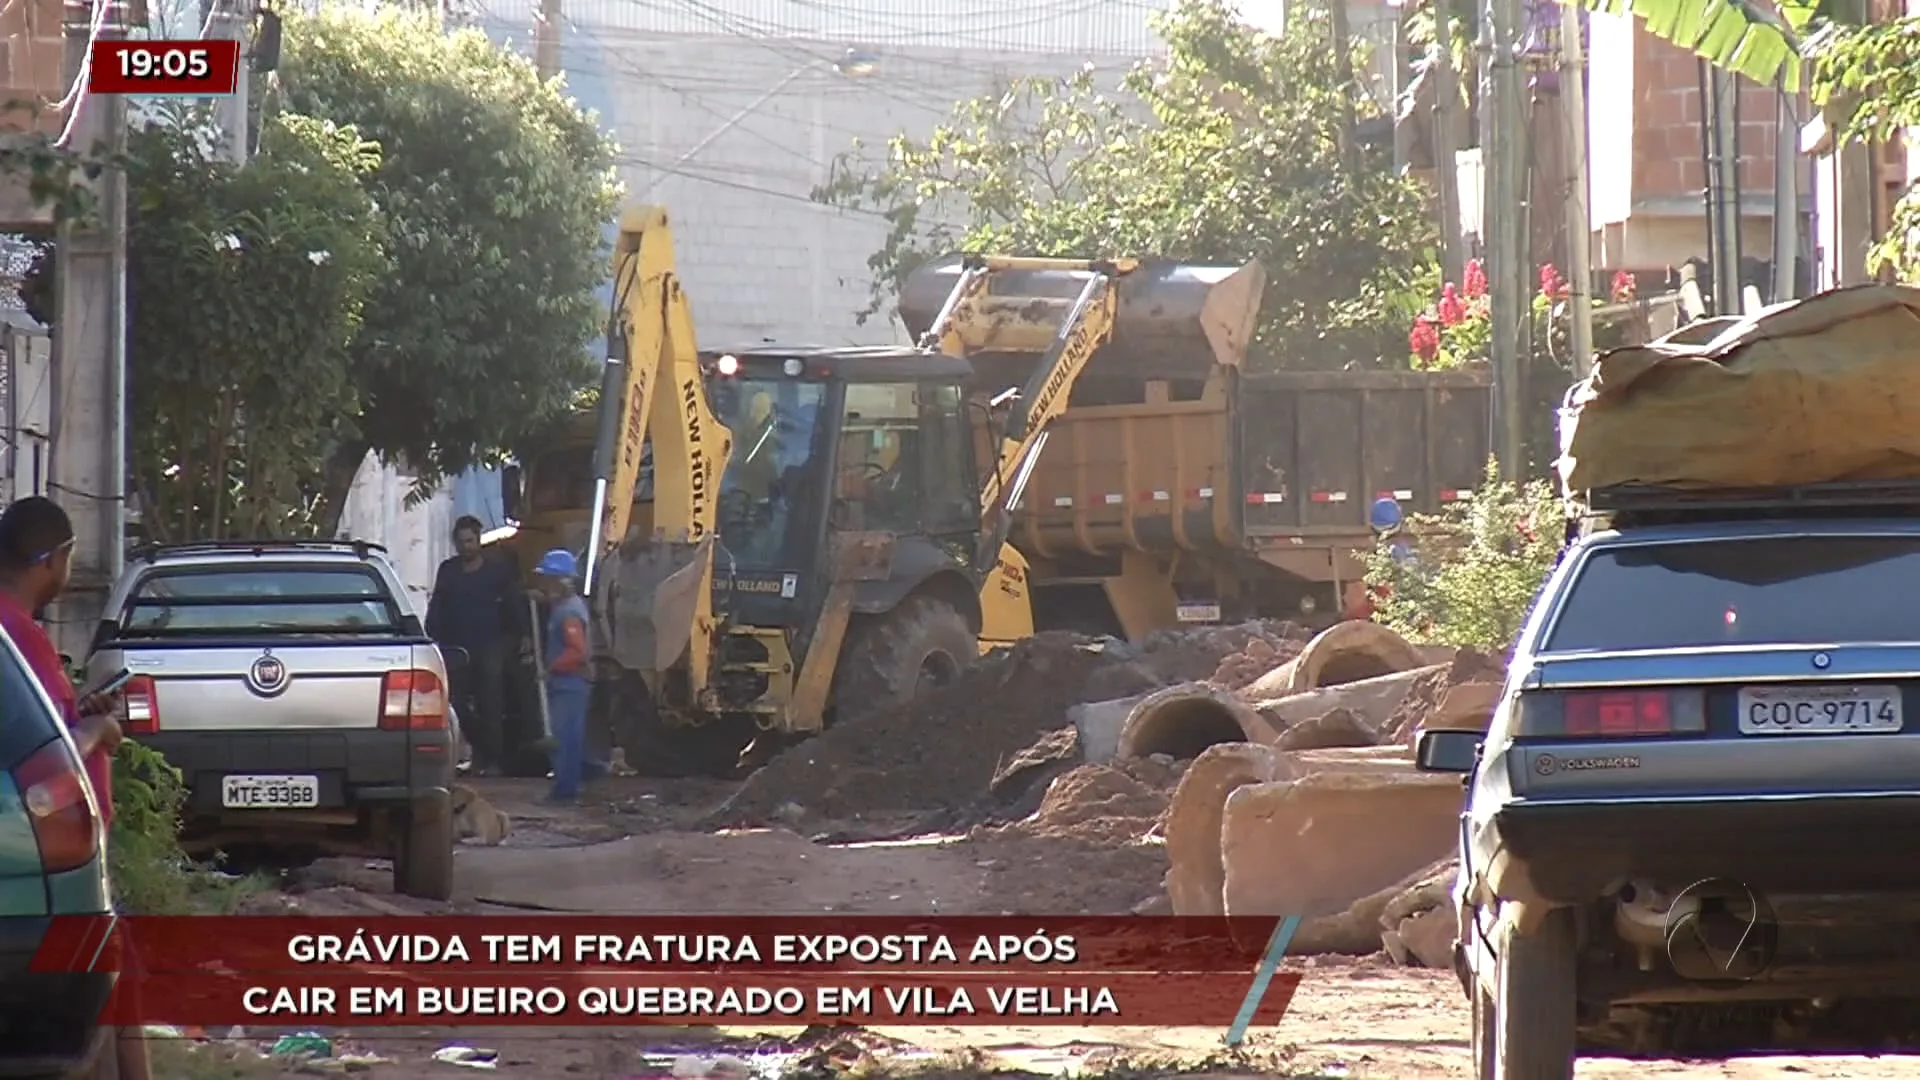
[1812,652,1832,670]
[246,652,289,697]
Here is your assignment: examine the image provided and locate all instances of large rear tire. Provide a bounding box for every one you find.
[832,594,975,718]
[1492,905,1578,1080]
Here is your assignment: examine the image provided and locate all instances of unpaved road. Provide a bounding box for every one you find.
[191,774,1920,1079]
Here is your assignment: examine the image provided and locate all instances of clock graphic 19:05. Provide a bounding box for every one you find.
[89,40,243,96]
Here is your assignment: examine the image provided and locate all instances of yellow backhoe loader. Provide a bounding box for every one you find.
[493,207,1261,774]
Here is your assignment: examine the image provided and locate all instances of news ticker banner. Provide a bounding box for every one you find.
[32,915,1307,1034]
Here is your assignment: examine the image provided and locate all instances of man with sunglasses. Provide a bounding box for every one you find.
[0,496,152,1080]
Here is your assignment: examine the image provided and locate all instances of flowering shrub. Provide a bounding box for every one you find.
[1408,258,1493,370]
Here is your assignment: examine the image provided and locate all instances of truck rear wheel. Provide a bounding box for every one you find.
[393,792,455,902]
[833,594,975,718]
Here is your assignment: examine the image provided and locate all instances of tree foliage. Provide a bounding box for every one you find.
[272,7,620,510]
[1812,20,1920,281]
[813,0,1438,369]
[1361,458,1562,649]
[126,106,385,541]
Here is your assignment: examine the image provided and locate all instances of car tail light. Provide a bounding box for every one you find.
[380,670,446,731]
[123,675,159,736]
[15,740,99,874]
[1518,687,1708,738]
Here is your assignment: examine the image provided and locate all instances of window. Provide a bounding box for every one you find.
[121,566,403,637]
[1545,535,1920,653]
[711,377,831,568]
[918,383,977,533]
[526,447,594,513]
[0,630,59,762]
[837,383,924,534]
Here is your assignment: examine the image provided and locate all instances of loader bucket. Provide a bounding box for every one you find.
[607,536,714,675]
[897,254,1268,383]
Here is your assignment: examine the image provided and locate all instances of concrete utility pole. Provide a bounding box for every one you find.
[49,0,131,660]
[1558,0,1593,378]
[1770,87,1798,302]
[533,0,561,78]
[210,0,249,163]
[1430,0,1466,284]
[1701,60,1743,314]
[1482,0,1526,479]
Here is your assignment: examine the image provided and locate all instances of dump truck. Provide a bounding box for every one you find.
[898,256,1498,638]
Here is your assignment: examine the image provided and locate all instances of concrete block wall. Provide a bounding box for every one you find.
[0,0,67,139]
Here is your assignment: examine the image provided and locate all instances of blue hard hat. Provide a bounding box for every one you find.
[1369,496,1404,532]
[534,548,578,578]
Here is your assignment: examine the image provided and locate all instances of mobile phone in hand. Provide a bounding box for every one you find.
[83,668,134,699]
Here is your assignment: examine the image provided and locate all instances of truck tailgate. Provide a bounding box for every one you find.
[99,642,421,732]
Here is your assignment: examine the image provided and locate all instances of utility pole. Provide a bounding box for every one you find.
[533,0,561,79]
[210,0,249,163]
[1558,0,1593,378]
[1430,0,1466,284]
[1770,86,1799,302]
[1701,60,1743,314]
[49,0,131,660]
[1483,0,1526,479]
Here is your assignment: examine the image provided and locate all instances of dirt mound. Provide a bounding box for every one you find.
[963,757,1185,913]
[715,633,1107,826]
[1380,646,1507,744]
[1208,624,1312,690]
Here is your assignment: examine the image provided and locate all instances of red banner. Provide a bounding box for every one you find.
[100,970,1300,1027]
[33,915,1285,975]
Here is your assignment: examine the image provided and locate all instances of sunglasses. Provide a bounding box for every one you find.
[31,537,75,566]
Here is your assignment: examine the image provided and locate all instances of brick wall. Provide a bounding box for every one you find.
[1630,30,1782,205]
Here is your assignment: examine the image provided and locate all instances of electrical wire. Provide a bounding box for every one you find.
[53,0,112,149]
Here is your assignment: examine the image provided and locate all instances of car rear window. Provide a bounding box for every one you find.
[0,631,59,765]
[120,565,402,637]
[1546,535,1920,652]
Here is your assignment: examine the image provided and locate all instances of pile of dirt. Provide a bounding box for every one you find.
[964,757,1185,913]
[714,633,1108,826]
[1080,621,1311,701]
[1379,646,1507,744]
[1207,624,1313,691]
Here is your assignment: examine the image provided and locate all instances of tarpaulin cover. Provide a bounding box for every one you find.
[1558,284,1920,495]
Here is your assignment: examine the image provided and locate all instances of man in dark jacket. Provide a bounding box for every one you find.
[426,516,515,776]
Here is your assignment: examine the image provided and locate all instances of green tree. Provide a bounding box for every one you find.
[125,107,385,541]
[272,7,620,524]
[812,0,1438,369]
[1811,20,1920,280]
[1361,458,1562,649]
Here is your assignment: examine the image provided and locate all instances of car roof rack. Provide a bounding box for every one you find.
[1584,479,1920,518]
[128,538,389,563]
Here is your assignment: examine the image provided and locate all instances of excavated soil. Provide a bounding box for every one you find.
[715,633,1110,826]
[1208,625,1312,691]
[717,623,1309,829]
[1380,644,1507,744]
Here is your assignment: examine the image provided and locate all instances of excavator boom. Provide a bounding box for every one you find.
[583,207,734,683]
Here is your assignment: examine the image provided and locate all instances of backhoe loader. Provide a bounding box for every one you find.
[493,207,1262,774]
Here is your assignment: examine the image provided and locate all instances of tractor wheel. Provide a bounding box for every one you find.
[832,594,976,719]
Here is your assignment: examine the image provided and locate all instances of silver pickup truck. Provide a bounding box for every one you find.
[84,540,459,900]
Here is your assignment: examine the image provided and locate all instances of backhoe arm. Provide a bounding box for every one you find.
[584,206,735,687]
[942,257,1135,575]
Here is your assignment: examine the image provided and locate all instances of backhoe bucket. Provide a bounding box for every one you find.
[608,536,714,675]
[897,254,1267,382]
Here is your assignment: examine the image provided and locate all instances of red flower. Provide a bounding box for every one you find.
[1437,283,1466,326]
[1464,258,1488,299]
[1538,263,1568,299]
[1611,270,1636,303]
[1409,316,1441,362]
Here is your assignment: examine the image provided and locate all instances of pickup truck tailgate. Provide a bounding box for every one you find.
[104,643,424,732]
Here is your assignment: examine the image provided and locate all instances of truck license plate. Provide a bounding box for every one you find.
[221,774,321,809]
[1736,685,1903,735]
[1176,602,1222,624]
